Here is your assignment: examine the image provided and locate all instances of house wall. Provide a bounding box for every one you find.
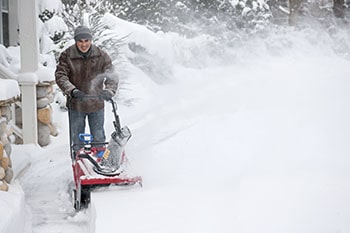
[0,0,59,146]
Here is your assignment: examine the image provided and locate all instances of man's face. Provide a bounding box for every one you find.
[76,39,92,53]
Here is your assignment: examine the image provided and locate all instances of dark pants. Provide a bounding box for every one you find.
[69,108,106,151]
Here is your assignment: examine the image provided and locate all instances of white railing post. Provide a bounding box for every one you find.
[17,0,39,145]
[18,74,38,144]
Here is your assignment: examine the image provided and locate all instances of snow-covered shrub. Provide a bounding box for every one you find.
[61,0,273,37]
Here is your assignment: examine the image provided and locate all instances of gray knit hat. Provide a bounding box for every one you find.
[74,26,92,41]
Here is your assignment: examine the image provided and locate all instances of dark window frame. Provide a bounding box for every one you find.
[1,0,9,47]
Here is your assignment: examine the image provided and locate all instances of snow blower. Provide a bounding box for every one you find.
[68,97,142,210]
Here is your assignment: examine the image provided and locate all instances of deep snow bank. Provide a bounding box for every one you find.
[0,182,26,233]
[92,18,350,233]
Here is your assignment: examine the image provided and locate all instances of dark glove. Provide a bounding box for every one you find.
[71,89,85,99]
[99,89,114,100]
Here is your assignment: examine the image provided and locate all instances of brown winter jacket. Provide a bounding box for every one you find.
[55,44,118,113]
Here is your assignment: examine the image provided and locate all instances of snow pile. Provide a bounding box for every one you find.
[0,47,20,100]
[0,44,11,67]
[0,147,32,233]
[0,78,20,100]
[0,183,26,233]
[103,13,173,61]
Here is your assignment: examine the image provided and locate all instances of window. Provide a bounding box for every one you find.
[2,0,8,11]
[1,0,9,47]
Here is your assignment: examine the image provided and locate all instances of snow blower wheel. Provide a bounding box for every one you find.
[80,186,91,209]
[73,185,91,210]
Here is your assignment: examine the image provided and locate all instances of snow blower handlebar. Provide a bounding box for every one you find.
[109,98,122,134]
[69,94,122,128]
[67,95,119,156]
[71,95,123,133]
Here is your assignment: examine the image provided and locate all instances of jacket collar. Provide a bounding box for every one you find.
[69,44,101,59]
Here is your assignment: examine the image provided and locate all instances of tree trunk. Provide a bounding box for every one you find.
[333,0,345,18]
[288,0,302,25]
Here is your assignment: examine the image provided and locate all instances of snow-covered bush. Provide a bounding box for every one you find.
[60,0,273,37]
[58,1,124,62]
[38,0,67,60]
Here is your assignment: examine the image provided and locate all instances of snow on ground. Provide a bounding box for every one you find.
[94,53,350,233]
[2,15,350,233]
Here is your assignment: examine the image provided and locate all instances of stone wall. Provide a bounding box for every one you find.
[0,103,15,191]
[15,82,58,147]
[36,82,58,146]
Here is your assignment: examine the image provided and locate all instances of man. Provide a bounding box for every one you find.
[55,25,118,153]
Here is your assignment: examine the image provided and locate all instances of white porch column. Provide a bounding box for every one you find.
[17,0,39,144]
